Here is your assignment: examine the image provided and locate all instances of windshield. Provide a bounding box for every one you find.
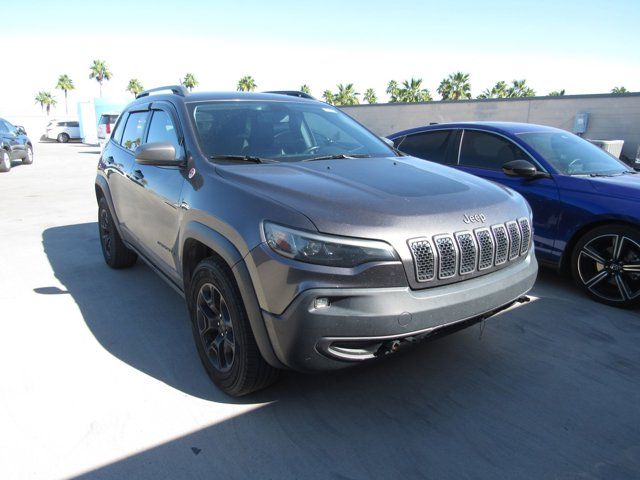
[188,101,395,162]
[518,131,631,176]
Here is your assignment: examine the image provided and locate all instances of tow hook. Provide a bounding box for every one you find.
[516,296,531,304]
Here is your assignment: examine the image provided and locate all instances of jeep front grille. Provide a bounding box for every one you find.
[408,218,531,284]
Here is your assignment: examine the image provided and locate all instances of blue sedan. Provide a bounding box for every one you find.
[389,122,640,308]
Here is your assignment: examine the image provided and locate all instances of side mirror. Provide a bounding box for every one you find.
[15,126,27,135]
[381,136,396,148]
[134,142,181,166]
[502,159,549,179]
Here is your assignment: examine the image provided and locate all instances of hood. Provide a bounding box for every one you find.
[215,156,530,240]
[587,174,640,200]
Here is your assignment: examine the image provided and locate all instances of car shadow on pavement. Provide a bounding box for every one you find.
[43,223,640,479]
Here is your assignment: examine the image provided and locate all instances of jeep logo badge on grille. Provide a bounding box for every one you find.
[463,213,486,224]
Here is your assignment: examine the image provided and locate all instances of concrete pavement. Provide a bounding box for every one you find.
[1,142,639,479]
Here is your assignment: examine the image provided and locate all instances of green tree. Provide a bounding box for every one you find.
[34,91,57,115]
[237,75,257,92]
[397,78,431,103]
[300,84,311,95]
[477,80,509,99]
[126,79,145,97]
[181,73,199,92]
[89,59,112,97]
[386,80,400,102]
[333,83,359,105]
[55,74,74,114]
[438,72,472,100]
[611,86,628,94]
[548,89,565,96]
[507,79,535,98]
[322,90,335,105]
[363,88,377,104]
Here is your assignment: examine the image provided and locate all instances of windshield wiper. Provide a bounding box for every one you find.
[303,153,372,162]
[622,170,639,175]
[209,155,276,164]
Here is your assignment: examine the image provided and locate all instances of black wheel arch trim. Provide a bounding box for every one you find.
[181,221,286,370]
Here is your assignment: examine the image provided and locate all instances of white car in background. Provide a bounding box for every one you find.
[97,113,119,151]
[45,120,81,143]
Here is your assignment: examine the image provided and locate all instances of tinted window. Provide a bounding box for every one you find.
[69,121,79,127]
[111,113,128,144]
[146,110,180,155]
[57,122,66,127]
[99,114,119,125]
[121,111,149,151]
[459,130,528,170]
[397,130,454,164]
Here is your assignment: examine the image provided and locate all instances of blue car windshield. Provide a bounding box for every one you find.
[518,131,631,176]
[188,101,395,162]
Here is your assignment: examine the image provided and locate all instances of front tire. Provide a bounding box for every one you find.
[0,150,10,172]
[188,258,279,396]
[57,133,69,143]
[22,146,33,165]
[98,196,137,269]
[571,224,640,308]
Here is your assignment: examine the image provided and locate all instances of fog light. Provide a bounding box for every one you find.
[314,297,330,309]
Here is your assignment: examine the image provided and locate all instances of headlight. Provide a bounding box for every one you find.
[263,222,398,267]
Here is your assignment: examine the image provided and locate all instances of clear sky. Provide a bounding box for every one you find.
[2,0,639,116]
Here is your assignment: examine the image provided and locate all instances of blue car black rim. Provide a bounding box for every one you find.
[196,283,235,372]
[578,234,640,302]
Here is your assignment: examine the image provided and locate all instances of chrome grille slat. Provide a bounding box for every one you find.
[492,224,509,265]
[434,235,458,279]
[518,217,531,255]
[506,221,522,261]
[455,231,477,275]
[408,238,435,282]
[475,228,495,271]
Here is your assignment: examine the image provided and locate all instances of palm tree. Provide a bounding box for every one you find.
[548,89,565,96]
[34,91,57,115]
[237,75,257,92]
[438,72,471,100]
[322,90,335,105]
[507,79,535,98]
[477,81,510,99]
[398,78,431,103]
[126,79,145,97]
[363,88,377,104]
[333,83,359,105]
[300,84,311,95]
[387,80,400,102]
[181,73,199,92]
[611,86,628,94]
[89,59,112,97]
[55,74,74,114]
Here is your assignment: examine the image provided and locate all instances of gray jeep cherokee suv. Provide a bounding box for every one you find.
[95,86,537,396]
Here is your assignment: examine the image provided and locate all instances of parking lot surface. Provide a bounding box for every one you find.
[1,142,639,480]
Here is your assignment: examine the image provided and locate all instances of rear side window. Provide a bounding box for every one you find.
[397,130,454,164]
[99,115,119,125]
[111,113,128,144]
[146,110,181,155]
[121,111,149,151]
[69,121,79,127]
[459,130,528,170]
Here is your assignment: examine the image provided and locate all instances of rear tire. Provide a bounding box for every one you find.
[98,196,137,269]
[571,224,640,308]
[57,133,69,143]
[22,146,33,165]
[0,150,11,172]
[188,258,279,396]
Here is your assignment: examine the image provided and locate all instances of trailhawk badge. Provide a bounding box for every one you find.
[463,213,486,224]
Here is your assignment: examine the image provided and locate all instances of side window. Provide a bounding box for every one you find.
[459,130,529,170]
[0,121,8,134]
[397,130,454,164]
[69,121,79,127]
[146,110,181,156]
[121,111,149,152]
[111,113,128,144]
[303,111,358,149]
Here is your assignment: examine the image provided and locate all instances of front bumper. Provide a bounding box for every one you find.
[262,252,537,371]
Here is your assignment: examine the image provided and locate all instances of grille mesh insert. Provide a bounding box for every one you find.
[435,236,457,279]
[475,228,495,271]
[409,239,435,282]
[518,218,531,255]
[455,232,477,275]
[492,225,509,265]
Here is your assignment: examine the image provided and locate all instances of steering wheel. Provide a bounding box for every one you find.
[567,158,583,173]
[302,145,321,155]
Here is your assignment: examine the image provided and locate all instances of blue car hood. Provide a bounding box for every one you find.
[588,174,640,200]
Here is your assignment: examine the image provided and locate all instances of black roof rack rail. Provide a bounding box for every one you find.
[136,85,188,99]
[264,90,316,100]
